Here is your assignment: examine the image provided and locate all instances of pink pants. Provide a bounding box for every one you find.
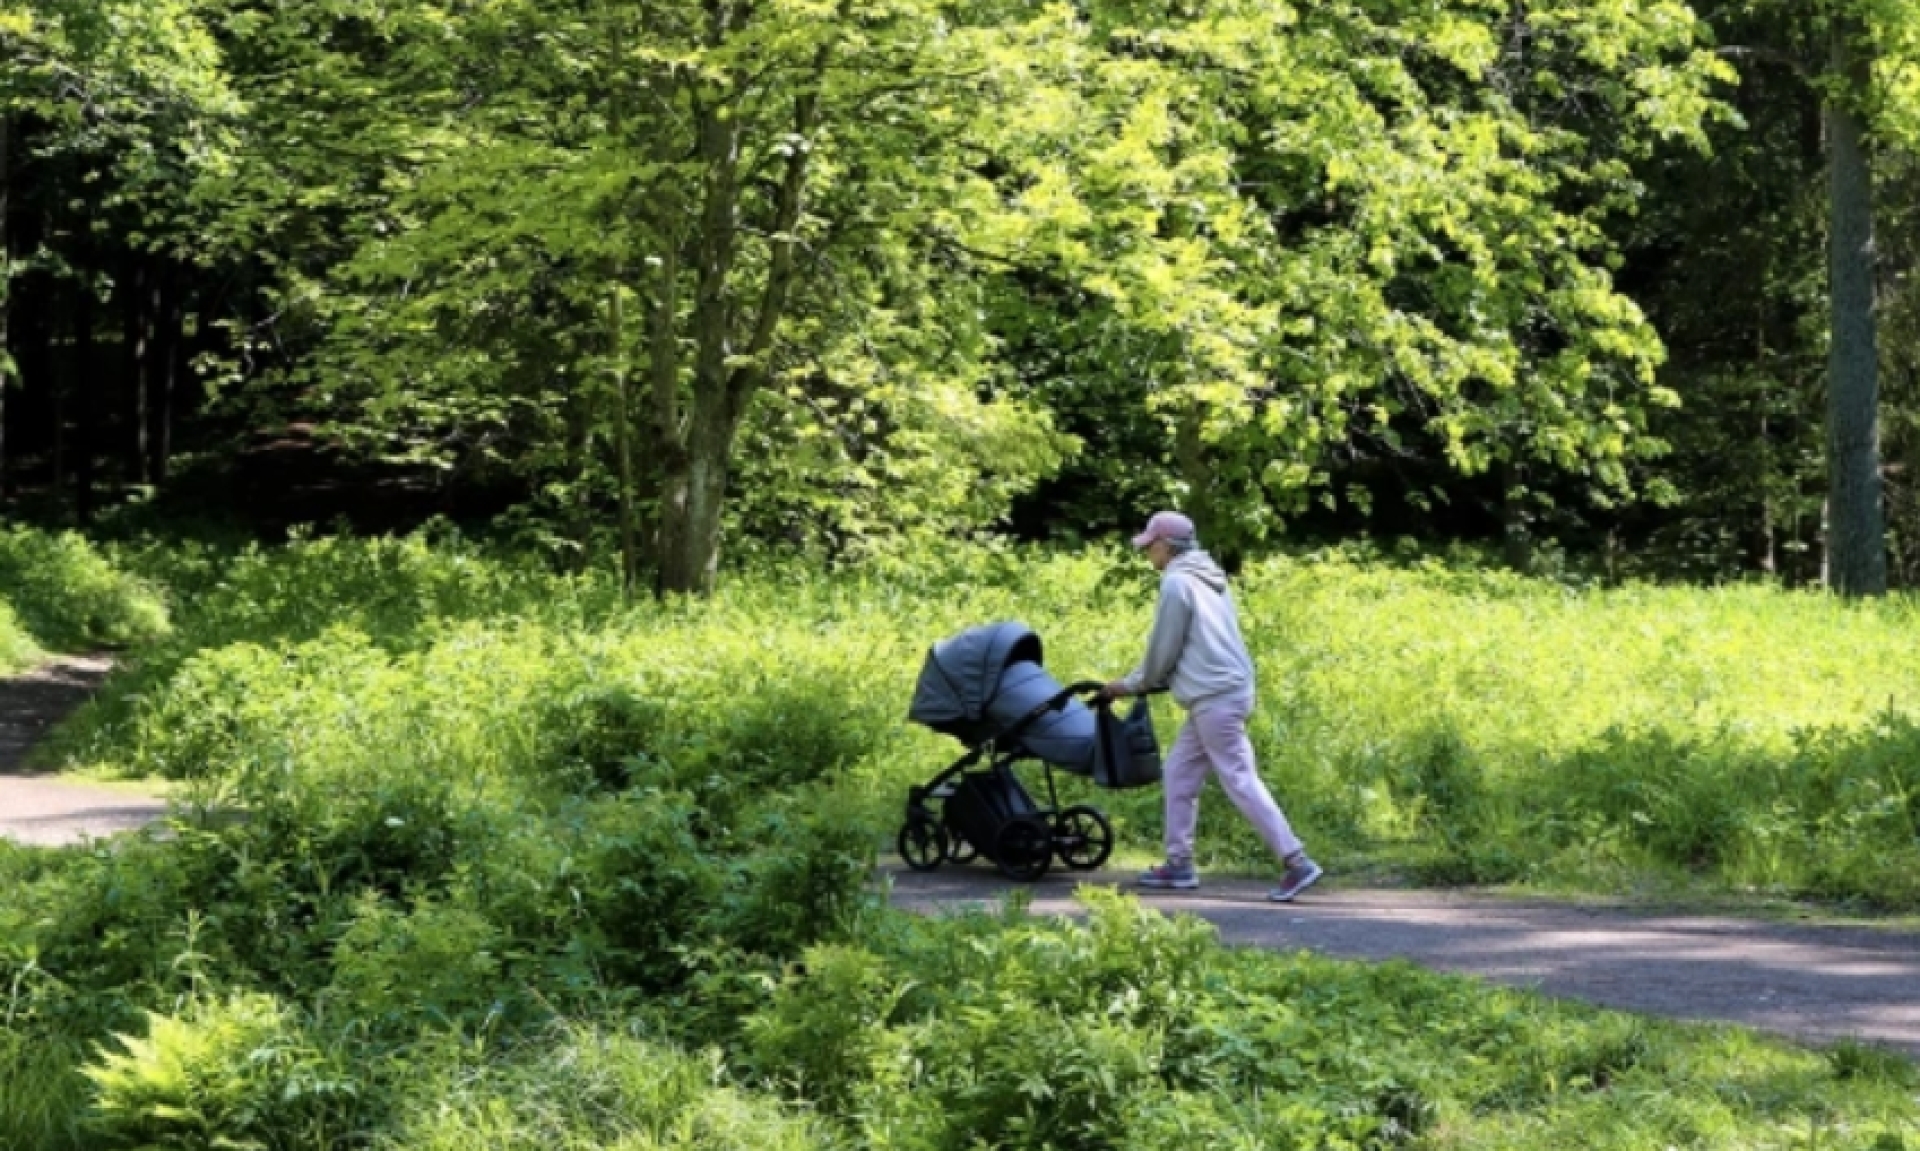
[1163,691,1303,866]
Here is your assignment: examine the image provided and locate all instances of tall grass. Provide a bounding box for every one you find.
[50,540,1920,907]
[4,534,1918,1150]
[0,600,40,675]
[0,526,169,654]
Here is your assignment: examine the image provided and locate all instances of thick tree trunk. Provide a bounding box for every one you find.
[656,402,738,595]
[652,23,825,595]
[656,60,741,597]
[1824,21,1887,596]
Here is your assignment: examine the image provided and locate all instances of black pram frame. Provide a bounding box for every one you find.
[898,679,1113,882]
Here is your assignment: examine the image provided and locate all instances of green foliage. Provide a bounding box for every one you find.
[7,536,1920,1148]
[0,599,40,674]
[743,890,1918,1151]
[0,527,169,652]
[378,1025,837,1151]
[83,992,361,1150]
[46,534,1920,910]
[0,1030,92,1151]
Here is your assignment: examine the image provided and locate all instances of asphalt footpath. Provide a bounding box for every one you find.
[888,862,1920,1058]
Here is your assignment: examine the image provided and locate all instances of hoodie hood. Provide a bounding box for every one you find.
[1166,550,1229,593]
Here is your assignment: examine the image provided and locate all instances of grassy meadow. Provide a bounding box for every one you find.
[1,528,1917,1149]
[46,534,1920,908]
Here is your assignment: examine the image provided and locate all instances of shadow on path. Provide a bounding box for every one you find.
[0,654,168,846]
[888,864,1920,1058]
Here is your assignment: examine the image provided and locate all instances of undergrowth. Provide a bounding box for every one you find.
[0,527,169,656]
[2,532,1916,1149]
[46,535,1920,909]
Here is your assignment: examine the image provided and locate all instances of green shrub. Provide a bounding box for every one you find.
[325,894,509,1035]
[0,527,168,651]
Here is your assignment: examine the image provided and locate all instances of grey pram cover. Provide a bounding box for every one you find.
[907,622,1096,773]
[990,662,1095,773]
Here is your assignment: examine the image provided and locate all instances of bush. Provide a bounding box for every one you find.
[0,527,168,651]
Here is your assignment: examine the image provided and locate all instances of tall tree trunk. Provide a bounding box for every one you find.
[0,113,10,504]
[657,52,742,597]
[149,262,178,485]
[610,276,638,596]
[655,32,825,595]
[17,255,48,496]
[49,297,63,495]
[1757,409,1778,576]
[606,6,639,597]
[122,254,151,484]
[73,276,95,524]
[647,241,682,576]
[1824,18,1887,595]
[1500,464,1535,575]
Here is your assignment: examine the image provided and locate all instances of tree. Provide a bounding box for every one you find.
[980,0,1734,561]
[284,0,1077,591]
[1824,8,1887,595]
[0,0,233,515]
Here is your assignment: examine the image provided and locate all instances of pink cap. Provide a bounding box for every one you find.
[1131,511,1196,549]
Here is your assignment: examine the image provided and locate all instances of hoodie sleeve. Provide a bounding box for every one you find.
[1122,575,1193,694]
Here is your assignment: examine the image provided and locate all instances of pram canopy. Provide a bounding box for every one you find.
[908,622,1096,772]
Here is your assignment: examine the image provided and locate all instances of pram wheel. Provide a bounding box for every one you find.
[995,815,1053,881]
[898,814,948,872]
[1053,805,1114,871]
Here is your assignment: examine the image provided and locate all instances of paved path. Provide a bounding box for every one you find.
[0,654,167,846]
[889,864,1920,1058]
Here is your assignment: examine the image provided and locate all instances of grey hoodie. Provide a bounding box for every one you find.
[1120,550,1256,708]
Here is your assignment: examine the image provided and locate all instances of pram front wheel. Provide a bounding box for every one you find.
[898,815,948,872]
[995,815,1053,881]
[1054,805,1113,871]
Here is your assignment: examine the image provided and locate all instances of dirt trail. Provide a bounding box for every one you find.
[0,654,167,846]
[889,864,1920,1058]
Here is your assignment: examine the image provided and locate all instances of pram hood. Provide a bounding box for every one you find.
[907,621,1044,742]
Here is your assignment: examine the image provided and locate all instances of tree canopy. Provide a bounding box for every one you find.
[2,0,1918,592]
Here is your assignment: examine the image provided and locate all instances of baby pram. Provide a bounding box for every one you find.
[901,622,1157,881]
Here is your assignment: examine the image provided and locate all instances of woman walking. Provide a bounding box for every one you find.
[1104,511,1323,901]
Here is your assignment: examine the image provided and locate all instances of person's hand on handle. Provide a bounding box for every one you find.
[1101,679,1134,702]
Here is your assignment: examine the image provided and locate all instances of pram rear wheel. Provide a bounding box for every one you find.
[1054,805,1113,871]
[995,815,1053,882]
[898,815,948,872]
